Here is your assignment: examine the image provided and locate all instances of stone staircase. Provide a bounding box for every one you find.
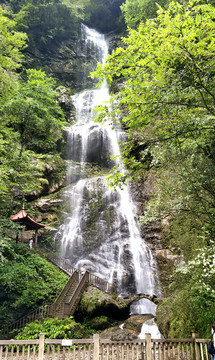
[53,271,80,319]
[53,271,89,319]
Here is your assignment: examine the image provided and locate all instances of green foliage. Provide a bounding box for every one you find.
[0,242,68,329]
[79,290,101,316]
[121,0,169,28]
[0,150,49,215]
[0,220,22,263]
[4,0,52,13]
[84,0,125,33]
[16,317,86,339]
[157,242,215,338]
[60,0,90,20]
[0,6,27,99]
[86,315,117,330]
[94,1,215,129]
[0,66,67,212]
[2,68,66,155]
[17,2,79,47]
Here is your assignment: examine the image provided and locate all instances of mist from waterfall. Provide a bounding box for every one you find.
[54,24,160,298]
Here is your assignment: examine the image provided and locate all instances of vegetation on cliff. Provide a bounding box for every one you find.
[92,0,215,337]
[0,241,68,332]
[0,6,68,216]
[1,0,214,340]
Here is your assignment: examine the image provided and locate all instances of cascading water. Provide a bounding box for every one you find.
[54,24,160,300]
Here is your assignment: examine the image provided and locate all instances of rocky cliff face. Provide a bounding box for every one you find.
[25,28,123,93]
[25,30,86,92]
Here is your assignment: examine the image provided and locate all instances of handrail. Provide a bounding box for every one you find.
[65,271,90,316]
[3,302,53,335]
[50,254,114,295]
[48,256,76,276]
[43,247,114,295]
[88,273,114,294]
[55,271,79,304]
[0,333,212,360]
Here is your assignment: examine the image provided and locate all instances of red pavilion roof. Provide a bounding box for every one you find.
[10,210,46,230]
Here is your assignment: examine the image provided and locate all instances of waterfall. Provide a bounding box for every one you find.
[54,24,160,298]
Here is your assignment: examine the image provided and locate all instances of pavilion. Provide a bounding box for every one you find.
[10,209,46,249]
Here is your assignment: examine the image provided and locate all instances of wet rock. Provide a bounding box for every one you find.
[156,249,179,264]
[99,315,154,340]
[100,326,138,341]
[57,86,75,121]
[75,285,129,321]
[35,197,63,213]
[124,314,154,333]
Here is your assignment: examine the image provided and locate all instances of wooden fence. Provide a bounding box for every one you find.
[0,333,213,360]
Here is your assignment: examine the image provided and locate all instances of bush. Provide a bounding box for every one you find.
[16,317,86,339]
[0,242,68,330]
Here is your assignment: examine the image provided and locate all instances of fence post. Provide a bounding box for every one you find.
[192,333,200,360]
[145,333,152,360]
[93,333,100,360]
[38,333,45,360]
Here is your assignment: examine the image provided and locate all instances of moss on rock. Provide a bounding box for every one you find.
[75,286,129,322]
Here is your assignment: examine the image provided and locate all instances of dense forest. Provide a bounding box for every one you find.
[0,0,214,340]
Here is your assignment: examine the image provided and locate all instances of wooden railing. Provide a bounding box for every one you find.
[88,272,114,294]
[46,251,114,295]
[65,271,90,316]
[48,256,76,276]
[0,333,213,360]
[148,333,206,360]
[54,271,79,304]
[3,303,52,336]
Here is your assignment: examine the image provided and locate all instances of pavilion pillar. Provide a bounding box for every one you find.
[35,229,38,250]
[21,228,24,243]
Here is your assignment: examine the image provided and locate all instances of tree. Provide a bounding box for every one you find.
[85,0,125,33]
[156,241,215,338]
[0,68,67,213]
[1,68,66,156]
[121,0,169,28]
[0,148,51,215]
[16,317,86,340]
[0,6,27,99]
[60,0,91,20]
[94,1,215,126]
[0,242,68,330]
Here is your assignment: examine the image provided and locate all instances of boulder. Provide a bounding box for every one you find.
[75,285,129,321]
[156,249,179,264]
[124,314,154,333]
[99,314,154,340]
[100,326,138,341]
